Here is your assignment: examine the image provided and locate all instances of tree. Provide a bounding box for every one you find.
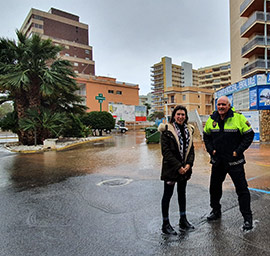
[82,111,115,136]
[144,103,151,116]
[148,111,164,121]
[0,31,86,145]
[61,113,90,138]
[19,107,68,145]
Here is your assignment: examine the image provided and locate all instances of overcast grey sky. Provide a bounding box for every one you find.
[0,0,230,95]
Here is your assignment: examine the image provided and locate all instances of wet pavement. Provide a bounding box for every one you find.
[0,131,270,255]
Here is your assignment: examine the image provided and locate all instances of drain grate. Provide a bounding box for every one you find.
[97,178,133,187]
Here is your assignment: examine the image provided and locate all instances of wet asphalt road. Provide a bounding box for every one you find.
[0,131,270,256]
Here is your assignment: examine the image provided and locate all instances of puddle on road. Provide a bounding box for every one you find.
[0,132,270,192]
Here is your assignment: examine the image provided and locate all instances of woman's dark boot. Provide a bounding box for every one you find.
[162,221,177,235]
[179,216,194,230]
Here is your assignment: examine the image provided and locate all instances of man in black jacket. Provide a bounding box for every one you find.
[203,96,254,231]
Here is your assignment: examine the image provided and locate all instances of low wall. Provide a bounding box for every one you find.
[125,121,154,130]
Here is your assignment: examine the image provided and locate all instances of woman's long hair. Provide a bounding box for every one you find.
[169,105,188,124]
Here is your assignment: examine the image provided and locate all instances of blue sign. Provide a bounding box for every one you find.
[258,87,270,108]
[267,73,270,83]
[249,87,257,109]
[215,75,257,98]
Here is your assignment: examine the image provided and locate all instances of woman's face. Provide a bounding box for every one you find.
[174,109,186,125]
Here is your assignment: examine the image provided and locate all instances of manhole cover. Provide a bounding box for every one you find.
[97,178,133,187]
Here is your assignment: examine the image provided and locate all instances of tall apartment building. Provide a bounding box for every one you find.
[20,8,139,112]
[150,56,199,112]
[20,8,95,78]
[198,61,231,89]
[230,0,270,84]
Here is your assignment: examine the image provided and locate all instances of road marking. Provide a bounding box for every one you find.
[249,188,270,194]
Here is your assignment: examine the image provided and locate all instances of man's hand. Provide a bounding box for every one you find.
[212,150,216,155]
[233,151,237,157]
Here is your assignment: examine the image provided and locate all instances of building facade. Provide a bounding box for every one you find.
[150,56,199,113]
[198,61,231,89]
[20,8,95,77]
[20,8,139,112]
[76,76,139,112]
[164,86,214,117]
[139,93,154,115]
[230,0,270,84]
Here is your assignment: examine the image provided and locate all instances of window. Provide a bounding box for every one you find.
[34,23,43,29]
[65,53,70,57]
[74,62,79,66]
[76,83,86,96]
[233,89,249,110]
[182,95,186,101]
[85,57,89,60]
[74,70,79,74]
[85,49,90,54]
[116,91,122,95]
[171,95,175,103]
[33,15,43,20]
[108,90,114,94]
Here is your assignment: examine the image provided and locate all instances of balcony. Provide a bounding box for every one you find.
[151,71,163,77]
[240,11,270,38]
[242,35,270,57]
[240,0,265,17]
[241,59,270,77]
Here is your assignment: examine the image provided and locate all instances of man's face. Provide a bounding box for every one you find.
[217,98,230,117]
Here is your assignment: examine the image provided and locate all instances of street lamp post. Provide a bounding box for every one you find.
[264,0,268,73]
[164,97,168,122]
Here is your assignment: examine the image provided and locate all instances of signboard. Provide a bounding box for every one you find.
[258,87,270,108]
[109,104,135,122]
[215,74,257,98]
[242,111,260,142]
[95,93,106,111]
[109,104,147,122]
[135,106,147,121]
[249,87,257,109]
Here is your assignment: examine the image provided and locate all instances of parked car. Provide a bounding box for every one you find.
[114,124,128,133]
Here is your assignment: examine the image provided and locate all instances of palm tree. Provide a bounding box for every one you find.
[0,31,86,145]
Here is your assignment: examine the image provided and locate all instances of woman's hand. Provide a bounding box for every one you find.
[179,164,190,174]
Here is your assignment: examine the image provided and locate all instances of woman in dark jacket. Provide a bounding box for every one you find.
[158,105,195,235]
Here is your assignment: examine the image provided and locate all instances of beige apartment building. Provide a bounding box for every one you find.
[150,56,222,115]
[164,86,214,117]
[151,56,199,113]
[230,0,270,84]
[198,61,231,90]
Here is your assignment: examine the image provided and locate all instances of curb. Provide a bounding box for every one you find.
[4,136,112,154]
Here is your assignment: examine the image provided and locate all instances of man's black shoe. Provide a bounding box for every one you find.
[207,210,221,221]
[179,217,195,230]
[243,220,253,231]
[162,223,177,235]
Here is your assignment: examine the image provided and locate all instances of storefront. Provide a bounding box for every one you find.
[215,74,270,142]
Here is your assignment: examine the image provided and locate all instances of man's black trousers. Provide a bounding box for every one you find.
[209,163,252,220]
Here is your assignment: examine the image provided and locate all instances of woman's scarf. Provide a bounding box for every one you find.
[173,122,190,161]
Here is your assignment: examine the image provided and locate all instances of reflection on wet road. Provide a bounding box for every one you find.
[0,131,270,192]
